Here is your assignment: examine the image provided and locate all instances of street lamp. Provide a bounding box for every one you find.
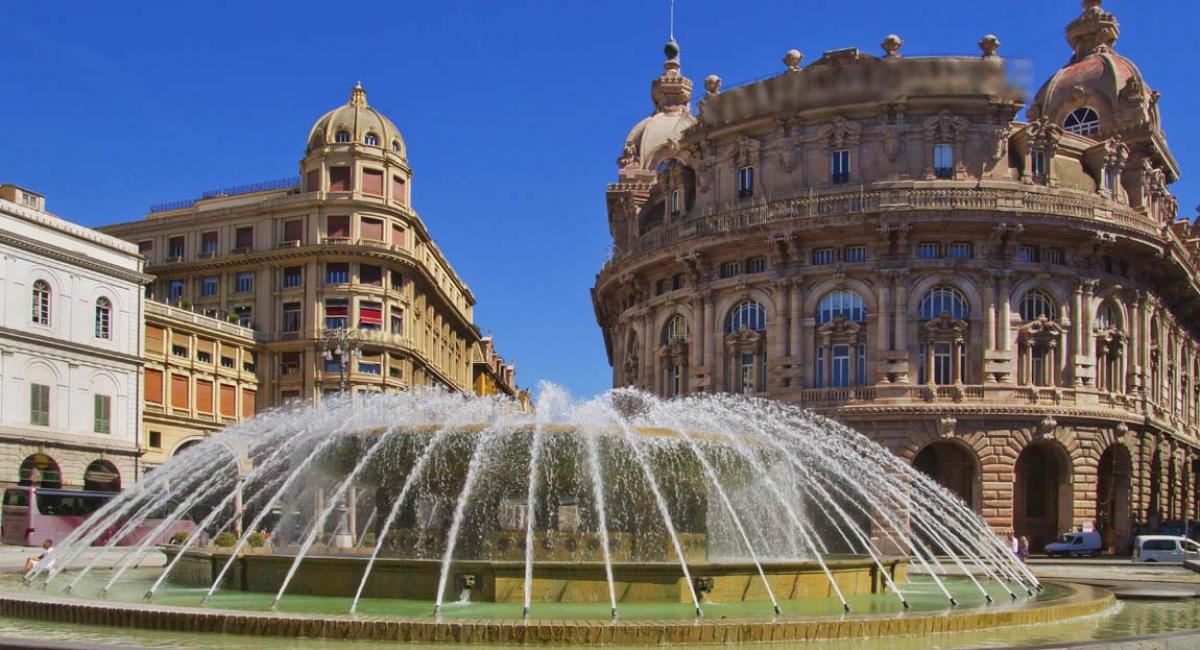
[322,328,362,394]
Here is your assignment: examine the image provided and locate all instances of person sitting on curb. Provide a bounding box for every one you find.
[23,539,54,574]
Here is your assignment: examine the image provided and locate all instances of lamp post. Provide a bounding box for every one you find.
[321,327,361,548]
[321,328,362,394]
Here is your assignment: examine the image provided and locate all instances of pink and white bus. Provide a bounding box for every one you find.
[1,486,196,547]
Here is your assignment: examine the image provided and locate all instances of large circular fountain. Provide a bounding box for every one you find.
[10,388,1114,644]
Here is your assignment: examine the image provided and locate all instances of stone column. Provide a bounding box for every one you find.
[642,310,654,391]
[690,295,704,372]
[770,281,788,363]
[1072,284,1085,387]
[893,276,909,353]
[953,339,964,384]
[704,292,717,390]
[925,342,936,385]
[999,273,1013,353]
[983,275,996,352]
[876,275,891,382]
[789,282,803,358]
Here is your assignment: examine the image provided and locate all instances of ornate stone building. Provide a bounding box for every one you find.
[140,299,260,469]
[103,83,520,408]
[593,1,1196,551]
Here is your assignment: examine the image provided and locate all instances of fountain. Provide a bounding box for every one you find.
[5,387,1118,645]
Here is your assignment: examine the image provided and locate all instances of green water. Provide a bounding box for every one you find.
[9,569,1049,621]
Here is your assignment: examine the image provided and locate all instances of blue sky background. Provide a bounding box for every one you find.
[1,1,1195,400]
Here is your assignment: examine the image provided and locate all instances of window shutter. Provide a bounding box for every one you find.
[361,218,384,241]
[329,167,352,192]
[145,369,164,403]
[327,215,350,238]
[196,379,214,413]
[170,374,190,409]
[360,303,383,326]
[241,389,256,418]
[219,384,236,417]
[284,219,303,242]
[363,169,384,195]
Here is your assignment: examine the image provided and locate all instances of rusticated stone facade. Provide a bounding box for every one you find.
[593,2,1196,552]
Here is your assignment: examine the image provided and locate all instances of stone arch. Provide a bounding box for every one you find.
[1013,437,1074,551]
[906,273,983,318]
[652,303,697,344]
[912,437,982,512]
[19,453,62,489]
[1095,443,1133,554]
[714,286,779,329]
[1008,277,1071,321]
[83,459,120,492]
[800,277,880,317]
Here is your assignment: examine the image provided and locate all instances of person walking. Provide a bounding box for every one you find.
[1019,536,1031,562]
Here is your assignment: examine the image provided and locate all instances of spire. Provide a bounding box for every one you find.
[1067,0,1119,62]
[651,1,691,115]
[349,81,368,107]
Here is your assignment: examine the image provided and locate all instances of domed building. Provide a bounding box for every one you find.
[103,83,523,459]
[592,1,1197,552]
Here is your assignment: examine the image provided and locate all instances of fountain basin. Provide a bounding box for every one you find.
[165,547,906,604]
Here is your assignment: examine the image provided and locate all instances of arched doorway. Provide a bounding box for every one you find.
[1013,443,1072,551]
[18,454,62,489]
[174,439,203,457]
[1096,445,1132,554]
[913,441,979,511]
[83,460,120,492]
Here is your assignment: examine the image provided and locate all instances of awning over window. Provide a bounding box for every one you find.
[359,304,383,326]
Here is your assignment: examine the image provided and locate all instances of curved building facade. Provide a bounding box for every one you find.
[592,2,1197,551]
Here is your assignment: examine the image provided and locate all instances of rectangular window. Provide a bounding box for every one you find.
[168,236,185,259]
[831,150,850,184]
[1045,247,1065,265]
[197,350,212,363]
[811,248,836,265]
[325,299,349,329]
[219,384,236,418]
[326,263,349,284]
[149,431,162,449]
[220,356,235,369]
[359,301,383,330]
[323,358,342,373]
[1031,347,1048,387]
[842,245,867,263]
[655,279,667,295]
[737,166,754,198]
[1103,167,1117,194]
[282,302,301,333]
[329,166,352,192]
[814,347,825,389]
[1018,245,1039,263]
[171,344,188,358]
[948,242,973,260]
[831,344,851,388]
[327,215,351,239]
[30,384,50,426]
[933,143,954,179]
[360,217,384,241]
[235,272,253,293]
[283,219,303,243]
[391,224,405,248]
[233,305,252,328]
[391,176,406,202]
[917,242,942,260]
[243,352,256,372]
[358,360,382,375]
[1031,151,1047,179]
[200,231,218,255]
[745,256,767,274]
[739,353,755,394]
[390,310,404,335]
[280,352,302,377]
[200,276,218,296]
[362,168,384,195]
[933,341,953,385]
[138,240,153,256]
[91,394,111,434]
[672,274,684,290]
[669,189,682,216]
[719,260,742,278]
[305,168,321,192]
[170,374,190,409]
[234,226,253,251]
[282,266,302,289]
[390,270,403,291]
[145,368,163,403]
[196,379,214,413]
[168,280,184,301]
[360,264,382,285]
[241,389,255,418]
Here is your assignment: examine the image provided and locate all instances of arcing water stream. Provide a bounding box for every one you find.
[30,386,1038,619]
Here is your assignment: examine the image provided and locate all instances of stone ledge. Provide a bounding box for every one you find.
[0,582,1115,645]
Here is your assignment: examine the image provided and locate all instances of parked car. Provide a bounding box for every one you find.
[1044,531,1103,557]
[1132,535,1200,563]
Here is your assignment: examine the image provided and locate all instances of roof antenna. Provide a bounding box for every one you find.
[669,0,676,42]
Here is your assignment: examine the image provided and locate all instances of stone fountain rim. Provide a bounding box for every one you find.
[0,581,1115,645]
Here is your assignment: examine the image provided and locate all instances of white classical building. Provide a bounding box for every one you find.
[0,184,149,492]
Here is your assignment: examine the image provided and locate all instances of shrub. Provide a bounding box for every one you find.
[213,531,238,547]
[168,531,190,546]
[247,531,266,548]
[361,532,377,547]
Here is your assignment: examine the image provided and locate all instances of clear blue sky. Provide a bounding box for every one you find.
[1,1,1195,400]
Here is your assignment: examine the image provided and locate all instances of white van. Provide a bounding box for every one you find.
[1044,531,1103,557]
[1132,535,1200,563]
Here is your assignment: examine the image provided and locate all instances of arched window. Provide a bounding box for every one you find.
[1096,302,1118,330]
[84,459,120,492]
[726,301,766,333]
[94,297,112,339]
[920,286,969,320]
[664,313,689,343]
[816,290,865,324]
[31,280,50,325]
[18,454,61,489]
[1062,107,1100,137]
[334,131,352,144]
[364,133,379,146]
[391,140,401,154]
[1094,301,1124,393]
[1020,291,1057,321]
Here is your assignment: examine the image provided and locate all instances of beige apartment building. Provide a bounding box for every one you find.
[593,1,1197,552]
[103,83,517,406]
[140,299,260,468]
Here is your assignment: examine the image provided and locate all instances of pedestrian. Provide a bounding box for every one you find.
[23,539,54,574]
[1019,536,1031,561]
[1011,532,1020,558]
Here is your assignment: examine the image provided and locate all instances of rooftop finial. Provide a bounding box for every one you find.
[349,81,368,107]
[669,0,675,42]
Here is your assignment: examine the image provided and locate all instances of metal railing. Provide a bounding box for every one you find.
[148,176,300,214]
